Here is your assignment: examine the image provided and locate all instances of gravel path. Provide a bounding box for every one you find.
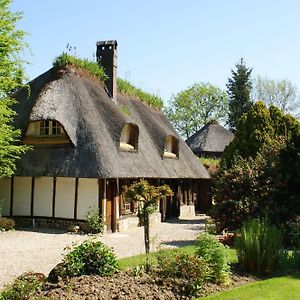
[0,215,206,288]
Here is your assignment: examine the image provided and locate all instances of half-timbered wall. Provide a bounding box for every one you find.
[0,176,210,231]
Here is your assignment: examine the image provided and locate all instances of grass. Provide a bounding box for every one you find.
[53,52,107,82]
[203,272,300,300]
[117,78,163,110]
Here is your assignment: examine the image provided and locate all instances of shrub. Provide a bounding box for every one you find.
[235,218,283,275]
[195,233,231,284]
[0,217,15,231]
[212,138,286,232]
[156,250,210,281]
[62,239,119,277]
[0,273,45,300]
[83,207,104,234]
[156,251,211,298]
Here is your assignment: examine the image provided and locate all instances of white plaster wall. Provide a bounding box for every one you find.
[55,177,75,219]
[33,177,53,217]
[0,178,11,216]
[120,125,130,143]
[13,177,32,216]
[77,178,98,220]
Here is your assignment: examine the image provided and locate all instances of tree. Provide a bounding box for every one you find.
[252,75,300,118]
[166,82,228,139]
[0,0,29,178]
[226,58,253,131]
[222,101,300,168]
[123,179,173,255]
[213,102,300,234]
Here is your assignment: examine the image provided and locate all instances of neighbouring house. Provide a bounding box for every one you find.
[0,40,210,232]
[185,120,234,158]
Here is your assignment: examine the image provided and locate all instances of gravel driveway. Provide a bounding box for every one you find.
[0,215,206,288]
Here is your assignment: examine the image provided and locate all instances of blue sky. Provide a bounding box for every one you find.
[11,0,300,104]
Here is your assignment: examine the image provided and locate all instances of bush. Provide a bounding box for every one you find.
[156,251,211,298]
[0,217,15,231]
[235,218,283,275]
[83,207,104,234]
[195,233,231,284]
[212,139,286,232]
[0,273,45,300]
[156,250,210,281]
[62,239,119,277]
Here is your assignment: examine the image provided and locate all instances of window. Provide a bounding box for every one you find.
[23,120,70,145]
[39,120,62,136]
[164,135,179,158]
[119,123,139,152]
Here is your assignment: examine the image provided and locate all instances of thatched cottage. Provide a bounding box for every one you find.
[0,40,210,232]
[186,120,234,158]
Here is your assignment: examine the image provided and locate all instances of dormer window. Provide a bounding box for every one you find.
[119,123,139,152]
[39,120,62,136]
[23,120,70,145]
[164,135,179,158]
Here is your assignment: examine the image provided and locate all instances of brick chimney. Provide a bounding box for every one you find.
[96,40,118,102]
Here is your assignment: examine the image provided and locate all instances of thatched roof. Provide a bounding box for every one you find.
[185,121,234,156]
[13,67,209,179]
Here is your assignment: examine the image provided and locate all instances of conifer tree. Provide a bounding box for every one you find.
[226,58,253,131]
[0,0,29,178]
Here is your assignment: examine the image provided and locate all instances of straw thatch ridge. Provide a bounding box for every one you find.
[13,67,209,179]
[185,121,234,156]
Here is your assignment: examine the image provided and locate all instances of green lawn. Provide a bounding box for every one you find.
[203,272,300,300]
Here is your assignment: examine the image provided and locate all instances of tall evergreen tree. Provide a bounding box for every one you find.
[0,0,29,178]
[226,58,253,131]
